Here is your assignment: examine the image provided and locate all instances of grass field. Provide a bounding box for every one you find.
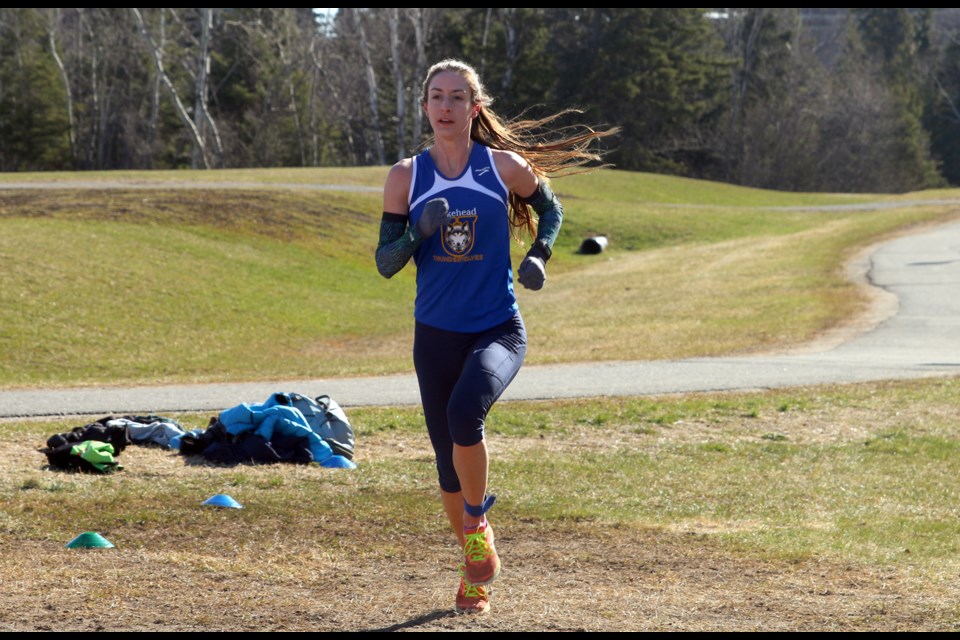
[3,379,960,630]
[2,168,960,630]
[1,168,958,387]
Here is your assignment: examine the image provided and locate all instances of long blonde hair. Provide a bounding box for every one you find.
[420,59,620,241]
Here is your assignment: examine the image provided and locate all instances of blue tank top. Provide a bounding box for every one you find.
[407,143,518,332]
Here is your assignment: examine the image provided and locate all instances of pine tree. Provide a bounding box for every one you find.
[847,8,943,191]
[551,8,729,175]
[0,9,72,170]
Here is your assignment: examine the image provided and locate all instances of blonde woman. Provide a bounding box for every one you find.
[376,58,616,615]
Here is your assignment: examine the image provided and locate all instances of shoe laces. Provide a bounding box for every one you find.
[463,527,493,562]
[458,565,488,599]
[461,580,486,599]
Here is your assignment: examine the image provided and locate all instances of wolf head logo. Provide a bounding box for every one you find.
[443,217,475,255]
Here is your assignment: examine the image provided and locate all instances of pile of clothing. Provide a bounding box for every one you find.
[39,393,356,472]
[42,415,192,473]
[178,392,355,467]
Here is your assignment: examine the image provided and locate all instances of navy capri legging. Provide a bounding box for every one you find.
[413,313,527,494]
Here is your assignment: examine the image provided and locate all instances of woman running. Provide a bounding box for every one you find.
[376,58,616,615]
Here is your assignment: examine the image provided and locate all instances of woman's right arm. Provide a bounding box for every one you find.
[375,160,422,279]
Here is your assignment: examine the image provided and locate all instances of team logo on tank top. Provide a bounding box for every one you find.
[442,208,478,256]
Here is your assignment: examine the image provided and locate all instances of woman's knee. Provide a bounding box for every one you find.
[447,400,486,447]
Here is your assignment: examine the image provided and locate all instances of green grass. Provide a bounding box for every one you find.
[0,187,414,384]
[505,430,960,563]
[0,166,391,188]
[394,377,960,570]
[0,217,411,383]
[5,377,960,575]
[558,168,883,207]
[379,377,960,571]
[1,169,958,387]
[3,168,959,628]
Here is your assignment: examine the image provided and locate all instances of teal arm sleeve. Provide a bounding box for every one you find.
[522,180,563,260]
[376,212,423,279]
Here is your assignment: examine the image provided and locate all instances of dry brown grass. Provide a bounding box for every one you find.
[2,523,953,632]
[3,391,960,632]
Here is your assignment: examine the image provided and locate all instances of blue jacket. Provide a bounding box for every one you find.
[219,394,333,463]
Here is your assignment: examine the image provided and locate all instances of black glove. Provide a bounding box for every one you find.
[416,197,449,238]
[518,241,551,291]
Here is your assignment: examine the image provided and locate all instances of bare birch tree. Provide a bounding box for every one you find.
[193,8,224,168]
[479,9,493,78]
[407,8,434,149]
[388,8,406,161]
[131,7,210,169]
[500,8,519,99]
[44,8,75,165]
[726,8,769,184]
[146,8,164,167]
[346,7,385,165]
[80,9,100,167]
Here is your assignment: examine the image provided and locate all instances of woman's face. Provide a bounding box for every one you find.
[424,71,479,138]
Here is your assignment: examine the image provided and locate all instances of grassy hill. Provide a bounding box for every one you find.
[4,169,960,631]
[1,167,957,388]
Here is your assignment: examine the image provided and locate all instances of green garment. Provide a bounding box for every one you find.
[71,440,123,473]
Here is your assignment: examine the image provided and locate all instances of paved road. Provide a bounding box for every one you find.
[2,216,959,419]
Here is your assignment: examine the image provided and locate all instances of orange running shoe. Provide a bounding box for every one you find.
[455,564,491,615]
[462,520,501,586]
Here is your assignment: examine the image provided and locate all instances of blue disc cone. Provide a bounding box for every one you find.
[202,493,243,509]
[321,455,357,469]
[66,531,115,549]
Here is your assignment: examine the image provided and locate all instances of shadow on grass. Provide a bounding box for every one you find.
[178,453,320,468]
[181,454,238,467]
[364,609,458,632]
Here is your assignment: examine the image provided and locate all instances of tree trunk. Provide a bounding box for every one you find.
[408,8,431,148]
[147,9,165,168]
[480,8,493,78]
[131,8,210,169]
[311,34,357,164]
[97,83,110,169]
[500,9,518,99]
[728,9,767,184]
[89,16,100,169]
[45,9,76,167]
[389,8,406,161]
[194,8,223,168]
[307,37,322,166]
[191,11,208,169]
[289,79,306,166]
[73,8,91,169]
[308,62,319,166]
[935,76,960,122]
[348,8,385,165]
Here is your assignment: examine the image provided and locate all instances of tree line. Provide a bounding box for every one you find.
[2,8,959,193]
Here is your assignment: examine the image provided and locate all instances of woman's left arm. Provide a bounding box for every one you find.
[493,151,564,291]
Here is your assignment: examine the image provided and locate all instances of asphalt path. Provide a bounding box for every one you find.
[2,205,959,419]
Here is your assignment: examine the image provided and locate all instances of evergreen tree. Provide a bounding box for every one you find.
[719,8,796,186]
[847,8,943,190]
[926,17,960,185]
[549,8,729,175]
[0,9,71,170]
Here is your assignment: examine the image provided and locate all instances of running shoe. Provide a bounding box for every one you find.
[455,564,491,615]
[462,520,501,586]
